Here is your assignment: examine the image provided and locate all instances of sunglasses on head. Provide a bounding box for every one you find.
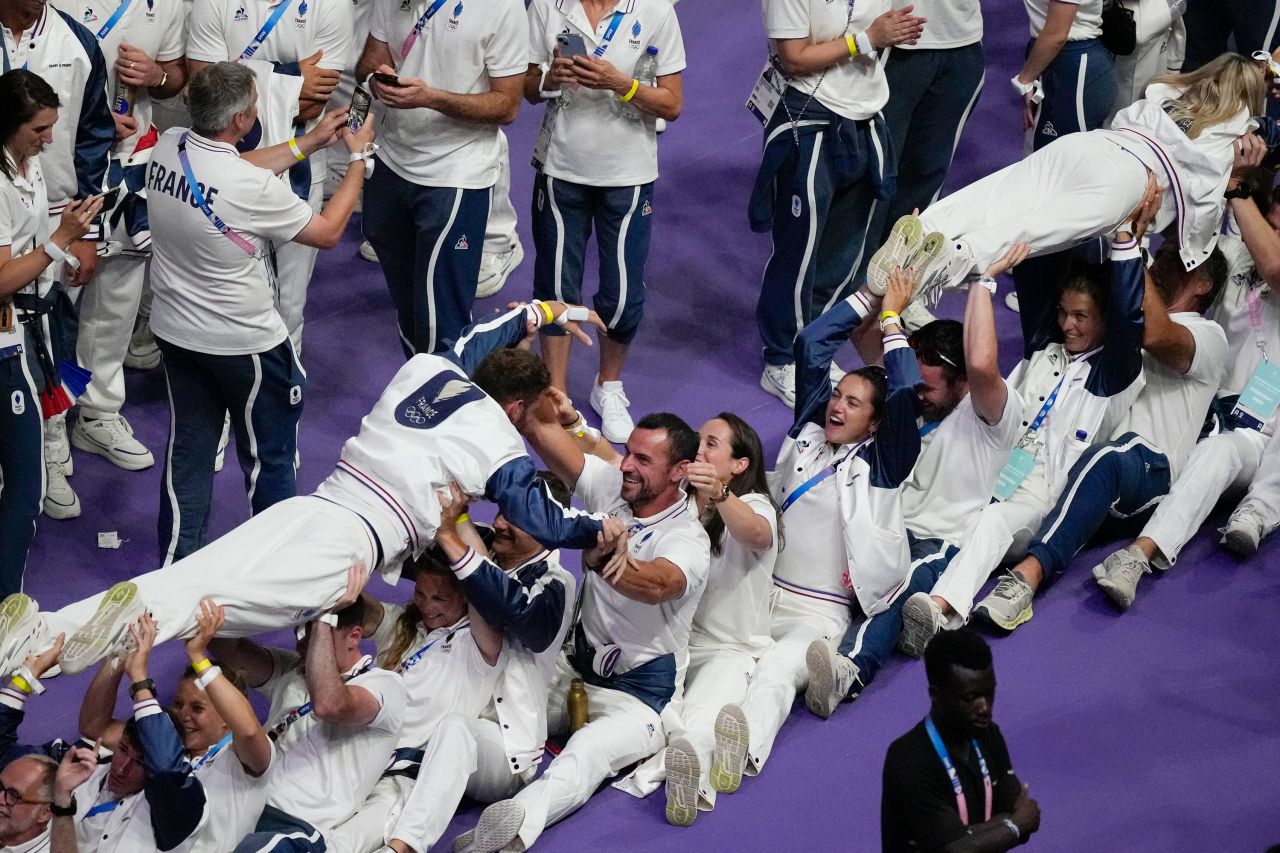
[1254,51,1280,81]
[908,337,959,369]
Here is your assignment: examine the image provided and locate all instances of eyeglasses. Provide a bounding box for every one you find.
[1,786,51,808]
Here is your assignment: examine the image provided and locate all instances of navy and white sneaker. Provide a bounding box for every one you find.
[760,363,796,407]
[72,414,154,471]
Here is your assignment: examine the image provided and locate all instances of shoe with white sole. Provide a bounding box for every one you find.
[45,416,71,476]
[973,570,1034,632]
[72,414,154,471]
[0,594,47,679]
[664,736,701,827]
[899,301,939,332]
[866,215,924,296]
[452,800,525,853]
[359,240,378,263]
[43,463,80,520]
[214,414,230,473]
[898,592,946,658]
[589,379,634,444]
[59,582,146,675]
[1221,503,1268,558]
[804,638,860,719]
[760,363,796,407]
[475,242,524,299]
[910,238,973,309]
[710,704,749,794]
[1092,544,1151,610]
[124,321,161,371]
[906,231,947,284]
[1005,291,1020,313]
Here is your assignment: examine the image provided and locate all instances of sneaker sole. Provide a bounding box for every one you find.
[43,493,81,520]
[60,582,144,675]
[1220,529,1260,559]
[358,242,379,263]
[452,829,476,853]
[475,243,524,299]
[465,801,525,853]
[0,594,42,677]
[973,601,1033,633]
[758,371,795,408]
[664,739,700,827]
[124,346,162,371]
[71,426,155,472]
[898,596,939,659]
[905,232,946,290]
[803,640,841,719]
[1093,570,1135,610]
[710,705,749,794]
[867,216,924,296]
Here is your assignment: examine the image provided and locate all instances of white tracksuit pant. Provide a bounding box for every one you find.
[738,589,847,775]
[1141,428,1271,567]
[930,489,1055,623]
[1238,428,1280,533]
[76,251,147,418]
[328,714,526,853]
[919,132,1150,282]
[511,652,665,849]
[484,131,519,256]
[41,496,382,657]
[274,181,324,353]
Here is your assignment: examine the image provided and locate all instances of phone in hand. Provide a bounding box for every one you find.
[348,86,372,131]
[371,71,404,87]
[99,186,122,209]
[556,33,590,59]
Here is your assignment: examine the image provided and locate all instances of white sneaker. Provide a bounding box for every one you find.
[899,301,938,332]
[475,242,524,299]
[709,704,749,794]
[804,638,860,719]
[0,594,47,679]
[214,414,230,473]
[72,414,154,471]
[898,592,946,658]
[589,379,634,444]
[359,240,378,263]
[1221,504,1268,558]
[45,416,72,476]
[664,736,701,827]
[43,463,80,520]
[124,321,161,371]
[59,581,146,675]
[867,215,924,296]
[1005,291,1020,313]
[759,363,796,407]
[452,800,525,853]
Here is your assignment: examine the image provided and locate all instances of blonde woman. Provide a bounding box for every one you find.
[895,53,1267,302]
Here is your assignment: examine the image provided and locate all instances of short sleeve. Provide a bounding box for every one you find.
[881,737,970,851]
[763,0,813,40]
[248,170,314,243]
[155,0,187,63]
[655,525,710,599]
[186,0,233,62]
[739,491,778,551]
[574,454,625,515]
[527,0,551,65]
[354,669,407,735]
[485,0,528,78]
[649,4,685,76]
[369,0,392,45]
[981,382,1023,450]
[0,195,16,248]
[313,0,355,71]
[1184,319,1228,385]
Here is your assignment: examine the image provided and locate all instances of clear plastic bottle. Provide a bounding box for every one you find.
[613,45,658,122]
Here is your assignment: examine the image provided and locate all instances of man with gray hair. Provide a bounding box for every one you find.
[0,754,57,852]
[143,61,375,564]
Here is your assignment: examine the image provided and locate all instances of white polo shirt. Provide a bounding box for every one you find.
[145,128,313,355]
[688,491,777,657]
[50,0,185,158]
[176,738,272,853]
[371,607,499,749]
[1212,232,1280,399]
[574,455,710,674]
[893,0,981,50]
[259,650,407,833]
[763,0,891,121]
[902,386,1022,546]
[72,765,155,853]
[1023,0,1101,41]
[187,0,351,72]
[528,0,685,187]
[370,0,526,188]
[0,154,53,304]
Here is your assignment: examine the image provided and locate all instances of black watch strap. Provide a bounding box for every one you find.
[1226,183,1253,200]
[128,677,157,699]
[51,796,76,817]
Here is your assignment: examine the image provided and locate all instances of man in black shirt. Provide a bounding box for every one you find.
[881,629,1040,852]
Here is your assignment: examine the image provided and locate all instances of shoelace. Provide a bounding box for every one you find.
[598,386,630,416]
[992,573,1027,601]
[1228,507,1265,532]
[1110,553,1151,587]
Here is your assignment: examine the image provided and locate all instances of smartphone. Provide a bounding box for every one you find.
[348,86,372,131]
[99,186,122,209]
[371,71,404,87]
[556,33,589,59]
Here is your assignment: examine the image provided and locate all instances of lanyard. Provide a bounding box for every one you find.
[399,0,449,60]
[924,716,991,826]
[1023,374,1065,441]
[239,0,295,61]
[95,0,135,41]
[85,779,126,818]
[919,419,941,438]
[267,658,373,742]
[397,619,466,673]
[1248,286,1269,362]
[779,440,865,513]
[177,134,263,259]
[189,732,233,774]
[592,10,625,58]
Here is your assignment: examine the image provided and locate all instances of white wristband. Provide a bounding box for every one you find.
[194,665,223,691]
[43,240,79,270]
[554,305,590,325]
[317,612,339,628]
[1010,75,1044,103]
[15,665,45,695]
[975,276,998,295]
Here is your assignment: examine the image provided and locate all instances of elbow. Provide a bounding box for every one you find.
[309,695,347,723]
[497,99,521,126]
[777,56,807,77]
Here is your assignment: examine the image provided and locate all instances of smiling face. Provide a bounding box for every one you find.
[824,374,879,445]
[696,418,748,484]
[915,362,966,423]
[171,677,230,756]
[1057,290,1105,354]
[618,427,684,508]
[412,571,467,631]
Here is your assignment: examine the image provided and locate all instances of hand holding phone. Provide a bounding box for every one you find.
[556,33,589,59]
[99,186,122,210]
[371,71,404,87]
[348,86,373,130]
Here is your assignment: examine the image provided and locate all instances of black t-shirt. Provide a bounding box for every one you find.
[881,718,1021,853]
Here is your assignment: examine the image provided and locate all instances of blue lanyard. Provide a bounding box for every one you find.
[779,442,863,513]
[397,620,467,673]
[919,419,941,438]
[399,0,449,59]
[85,778,126,818]
[189,732,234,774]
[95,0,135,41]
[267,659,373,742]
[924,716,991,826]
[592,11,625,58]
[239,0,295,61]
[1025,375,1065,437]
[177,134,262,258]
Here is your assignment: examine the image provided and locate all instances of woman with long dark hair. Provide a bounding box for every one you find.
[661,413,779,827]
[0,69,100,595]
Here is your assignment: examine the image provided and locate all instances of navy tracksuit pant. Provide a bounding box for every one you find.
[0,341,43,596]
[1032,38,1117,152]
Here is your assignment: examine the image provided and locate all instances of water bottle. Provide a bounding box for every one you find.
[613,45,658,122]
[568,677,589,732]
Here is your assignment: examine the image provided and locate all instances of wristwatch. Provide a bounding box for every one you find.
[50,796,76,818]
[711,484,730,505]
[1225,182,1253,200]
[128,678,157,700]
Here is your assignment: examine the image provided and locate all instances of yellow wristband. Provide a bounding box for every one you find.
[618,78,640,103]
[538,300,555,325]
[879,310,900,323]
[191,657,213,674]
[846,34,859,58]
[456,512,471,526]
[288,138,306,162]
[10,675,31,695]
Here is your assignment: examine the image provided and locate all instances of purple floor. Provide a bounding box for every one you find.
[23,0,1280,848]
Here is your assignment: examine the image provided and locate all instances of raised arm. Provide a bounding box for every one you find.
[447,301,605,376]
[78,659,127,749]
[1095,234,1148,395]
[485,456,604,549]
[304,622,383,726]
[1139,268,1198,374]
[792,287,880,437]
[966,245,1028,425]
[206,638,277,690]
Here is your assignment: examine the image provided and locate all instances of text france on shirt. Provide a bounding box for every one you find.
[147,161,220,208]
